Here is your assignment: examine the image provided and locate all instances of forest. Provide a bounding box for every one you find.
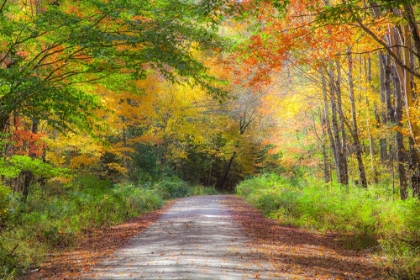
[0,0,420,279]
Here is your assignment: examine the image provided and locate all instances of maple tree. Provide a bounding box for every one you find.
[229,0,420,199]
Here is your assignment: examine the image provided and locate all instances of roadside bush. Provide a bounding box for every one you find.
[0,241,22,280]
[153,177,190,199]
[189,185,219,196]
[378,198,420,279]
[151,177,219,199]
[0,175,218,278]
[124,186,163,215]
[237,174,382,238]
[236,173,420,279]
[0,184,11,227]
[0,226,44,279]
[0,179,164,278]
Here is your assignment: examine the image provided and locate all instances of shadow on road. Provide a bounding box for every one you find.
[83,196,280,279]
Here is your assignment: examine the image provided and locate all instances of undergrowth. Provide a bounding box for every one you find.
[0,176,217,279]
[236,173,420,279]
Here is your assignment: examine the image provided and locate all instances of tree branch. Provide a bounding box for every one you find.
[354,16,420,79]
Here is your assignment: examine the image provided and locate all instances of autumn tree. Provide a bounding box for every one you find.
[0,0,234,199]
[315,0,420,197]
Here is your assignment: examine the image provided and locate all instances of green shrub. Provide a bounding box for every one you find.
[0,174,217,277]
[378,198,420,279]
[0,227,45,280]
[189,185,219,196]
[0,184,11,226]
[237,174,382,237]
[124,186,163,214]
[150,177,219,199]
[153,177,190,199]
[236,173,420,278]
[0,178,167,277]
[0,241,21,280]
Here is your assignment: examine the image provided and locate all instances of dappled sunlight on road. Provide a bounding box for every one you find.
[83,196,281,279]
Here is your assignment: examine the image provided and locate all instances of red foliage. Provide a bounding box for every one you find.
[231,0,355,88]
[11,117,46,157]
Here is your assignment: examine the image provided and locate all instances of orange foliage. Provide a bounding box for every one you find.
[11,117,46,157]
[230,0,356,87]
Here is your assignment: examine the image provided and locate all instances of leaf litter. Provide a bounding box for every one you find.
[223,195,386,279]
[21,196,386,279]
[20,200,176,280]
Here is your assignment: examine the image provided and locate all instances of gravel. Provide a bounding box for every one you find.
[82,195,280,279]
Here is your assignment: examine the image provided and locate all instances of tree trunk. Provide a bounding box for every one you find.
[387,24,409,199]
[329,63,348,185]
[364,57,377,183]
[22,119,38,203]
[379,53,392,163]
[207,158,213,186]
[322,70,337,180]
[121,121,130,172]
[409,137,420,198]
[217,151,236,191]
[402,25,420,147]
[348,50,367,187]
[395,23,420,198]
[393,66,409,199]
[320,108,331,183]
[0,113,9,134]
[403,4,420,67]
[335,61,349,185]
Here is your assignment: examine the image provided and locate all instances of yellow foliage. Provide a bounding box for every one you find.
[106,163,128,175]
[69,155,100,169]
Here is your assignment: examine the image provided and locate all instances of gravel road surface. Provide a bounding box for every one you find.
[83,195,279,279]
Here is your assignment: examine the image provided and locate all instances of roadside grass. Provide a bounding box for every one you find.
[0,176,218,279]
[236,173,420,279]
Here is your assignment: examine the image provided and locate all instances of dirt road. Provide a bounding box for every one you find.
[83,195,280,279]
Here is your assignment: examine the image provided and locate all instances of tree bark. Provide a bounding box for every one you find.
[402,25,420,148]
[347,50,367,187]
[364,57,377,183]
[386,24,409,199]
[403,4,420,66]
[321,71,334,183]
[217,151,236,191]
[329,63,348,185]
[319,108,331,183]
[409,137,420,198]
[0,114,9,133]
[22,119,38,203]
[393,66,409,200]
[379,53,393,163]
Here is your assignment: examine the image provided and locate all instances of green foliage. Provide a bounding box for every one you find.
[0,0,227,134]
[237,173,420,278]
[151,177,219,199]
[125,187,163,215]
[188,185,219,196]
[0,241,21,280]
[0,179,162,278]
[0,184,11,226]
[153,177,191,199]
[0,174,217,277]
[130,142,162,182]
[0,155,70,179]
[379,198,420,279]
